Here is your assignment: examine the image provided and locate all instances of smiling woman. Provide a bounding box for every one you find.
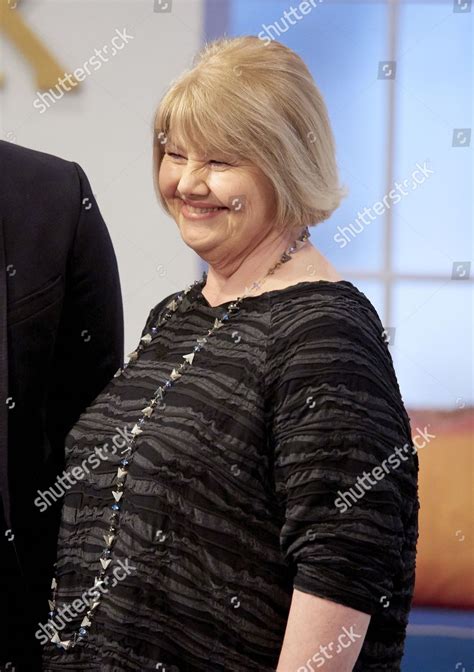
[42,35,418,672]
[152,42,350,302]
[152,36,347,235]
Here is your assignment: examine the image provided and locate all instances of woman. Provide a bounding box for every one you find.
[42,36,418,671]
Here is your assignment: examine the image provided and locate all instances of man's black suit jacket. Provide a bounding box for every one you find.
[0,140,124,669]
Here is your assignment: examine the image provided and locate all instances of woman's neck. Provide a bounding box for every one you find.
[201,237,342,307]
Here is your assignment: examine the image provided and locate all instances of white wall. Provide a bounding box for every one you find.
[0,0,204,355]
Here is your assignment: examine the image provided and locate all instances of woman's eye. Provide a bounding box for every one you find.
[165,152,230,166]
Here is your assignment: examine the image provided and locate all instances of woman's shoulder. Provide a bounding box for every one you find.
[266,280,413,444]
[140,289,181,336]
[268,279,385,346]
[266,279,404,405]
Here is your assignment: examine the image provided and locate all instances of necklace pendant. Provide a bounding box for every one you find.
[140,334,152,344]
[117,467,128,479]
[104,533,115,546]
[182,352,195,365]
[48,599,55,611]
[166,299,178,311]
[213,318,224,330]
[170,368,182,380]
[141,405,153,417]
[127,350,138,362]
[51,631,72,650]
[81,615,92,627]
[112,490,123,502]
[100,558,112,570]
[131,424,143,437]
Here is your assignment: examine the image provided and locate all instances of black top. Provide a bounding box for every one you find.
[42,278,419,671]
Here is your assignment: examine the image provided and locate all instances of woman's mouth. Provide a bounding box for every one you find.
[180,201,228,220]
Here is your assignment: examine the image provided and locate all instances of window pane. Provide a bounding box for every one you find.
[392,280,473,409]
[392,2,473,274]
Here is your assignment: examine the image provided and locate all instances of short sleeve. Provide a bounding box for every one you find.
[267,290,418,616]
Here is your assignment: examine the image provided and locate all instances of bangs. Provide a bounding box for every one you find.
[155,80,247,161]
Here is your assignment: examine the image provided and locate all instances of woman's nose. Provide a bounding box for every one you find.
[176,164,210,195]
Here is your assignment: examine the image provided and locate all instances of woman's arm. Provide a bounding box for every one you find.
[276,589,370,671]
[267,291,418,670]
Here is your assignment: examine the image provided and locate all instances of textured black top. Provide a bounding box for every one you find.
[42,279,419,671]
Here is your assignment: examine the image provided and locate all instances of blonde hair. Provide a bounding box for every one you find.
[152,35,348,232]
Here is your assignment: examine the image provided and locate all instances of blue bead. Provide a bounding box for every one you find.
[164,381,172,388]
[78,628,88,637]
[151,327,158,334]
[120,459,129,466]
[222,313,229,321]
[111,503,120,511]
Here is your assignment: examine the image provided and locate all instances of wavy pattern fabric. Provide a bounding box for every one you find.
[41,279,419,671]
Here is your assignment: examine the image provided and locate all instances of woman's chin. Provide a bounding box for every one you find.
[177,219,217,249]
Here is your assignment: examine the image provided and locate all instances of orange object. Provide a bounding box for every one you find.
[410,407,474,608]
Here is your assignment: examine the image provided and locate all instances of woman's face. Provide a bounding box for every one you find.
[158,133,278,266]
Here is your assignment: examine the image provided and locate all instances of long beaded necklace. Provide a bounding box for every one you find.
[47,225,310,651]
